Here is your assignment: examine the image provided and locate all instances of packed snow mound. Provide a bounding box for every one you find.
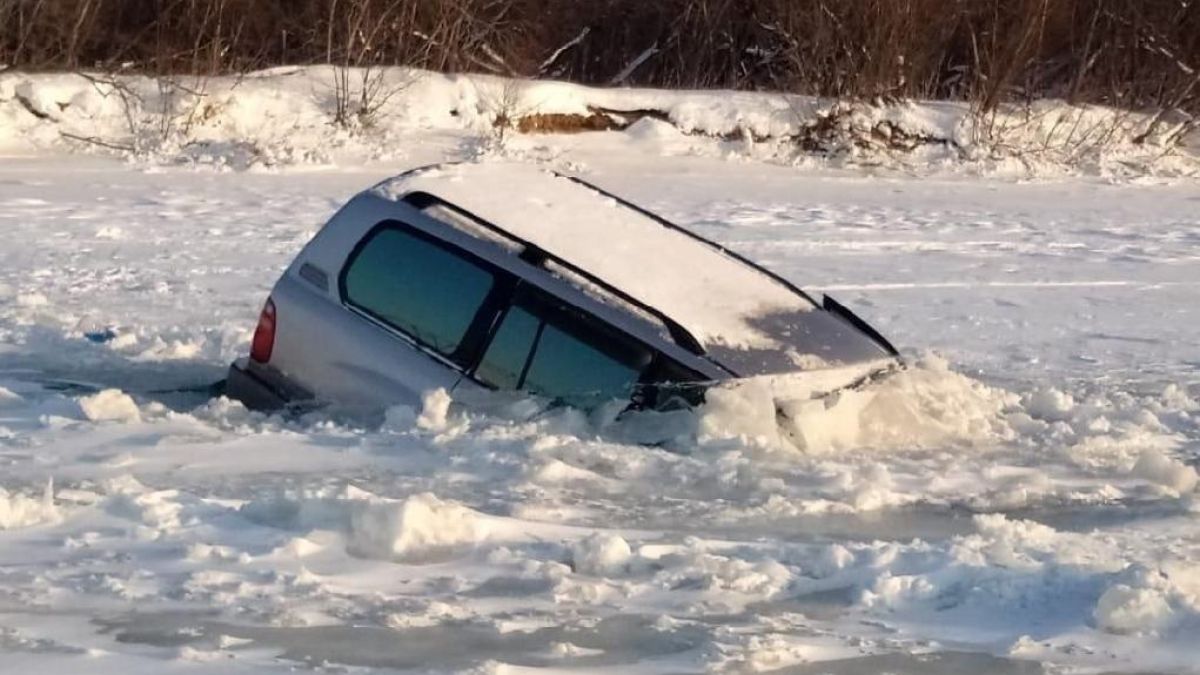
[697,355,1018,454]
[850,513,1200,664]
[821,355,1018,451]
[690,354,1200,512]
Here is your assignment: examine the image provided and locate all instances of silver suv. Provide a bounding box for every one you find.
[226,162,900,415]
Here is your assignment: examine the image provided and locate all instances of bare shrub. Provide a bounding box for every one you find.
[480,78,529,148]
[321,0,391,128]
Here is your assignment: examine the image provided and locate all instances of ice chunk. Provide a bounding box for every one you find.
[79,389,141,423]
[572,533,633,576]
[698,379,781,447]
[0,480,59,530]
[15,292,48,307]
[1023,387,1076,422]
[349,493,480,561]
[1132,449,1198,494]
[416,388,453,431]
[1094,584,1175,635]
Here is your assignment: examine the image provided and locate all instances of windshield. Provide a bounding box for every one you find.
[704,304,895,376]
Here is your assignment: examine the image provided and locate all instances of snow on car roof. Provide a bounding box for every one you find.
[374,162,814,351]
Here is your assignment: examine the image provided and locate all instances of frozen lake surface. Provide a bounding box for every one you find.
[0,148,1198,674]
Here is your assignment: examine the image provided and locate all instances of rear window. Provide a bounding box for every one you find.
[342,224,496,358]
[474,290,653,408]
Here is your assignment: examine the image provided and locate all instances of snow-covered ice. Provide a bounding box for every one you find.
[1,88,1199,673]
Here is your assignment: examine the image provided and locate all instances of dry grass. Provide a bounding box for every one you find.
[513,111,624,134]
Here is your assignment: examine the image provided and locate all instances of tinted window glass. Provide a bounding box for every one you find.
[705,308,892,376]
[475,306,540,389]
[343,226,495,356]
[523,322,650,408]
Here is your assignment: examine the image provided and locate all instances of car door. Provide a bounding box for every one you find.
[467,284,656,409]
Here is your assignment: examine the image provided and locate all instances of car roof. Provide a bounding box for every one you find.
[373,162,822,360]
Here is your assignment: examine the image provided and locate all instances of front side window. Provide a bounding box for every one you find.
[522,322,647,408]
[342,224,496,359]
[475,306,541,389]
[474,291,652,408]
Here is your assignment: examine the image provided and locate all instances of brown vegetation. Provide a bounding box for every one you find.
[514,111,624,134]
[2,0,1198,117]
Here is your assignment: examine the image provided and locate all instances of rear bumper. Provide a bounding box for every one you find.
[225,358,312,412]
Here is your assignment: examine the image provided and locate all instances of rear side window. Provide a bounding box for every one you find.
[474,291,652,408]
[342,224,496,359]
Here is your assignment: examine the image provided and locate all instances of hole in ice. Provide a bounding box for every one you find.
[102,611,709,670]
[9,373,226,412]
[0,322,232,411]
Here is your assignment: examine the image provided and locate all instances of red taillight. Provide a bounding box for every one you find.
[250,298,276,363]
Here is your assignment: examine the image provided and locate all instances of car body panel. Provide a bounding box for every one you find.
[226,163,902,415]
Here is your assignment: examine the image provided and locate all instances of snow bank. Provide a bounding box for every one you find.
[1,67,1194,177]
[690,352,1200,524]
[697,379,783,447]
